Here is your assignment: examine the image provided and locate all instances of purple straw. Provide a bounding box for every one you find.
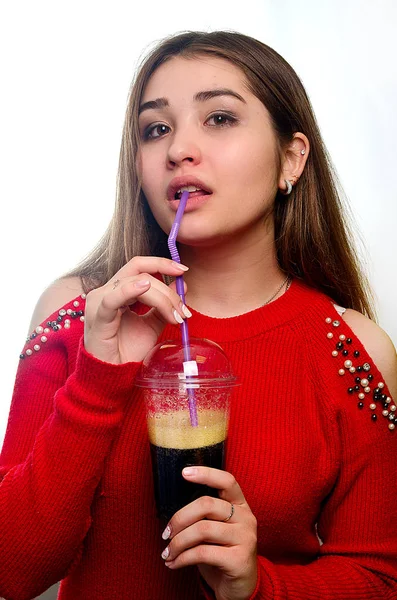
[167,191,198,427]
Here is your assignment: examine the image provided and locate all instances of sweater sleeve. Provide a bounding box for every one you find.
[200,307,397,600]
[0,330,142,600]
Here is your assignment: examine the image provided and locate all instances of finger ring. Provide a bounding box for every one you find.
[112,279,120,290]
[222,502,234,522]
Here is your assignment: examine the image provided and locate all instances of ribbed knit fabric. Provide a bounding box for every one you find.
[1,278,396,600]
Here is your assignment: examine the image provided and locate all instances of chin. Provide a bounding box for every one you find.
[175,228,232,248]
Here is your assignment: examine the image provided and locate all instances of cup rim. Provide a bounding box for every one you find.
[135,376,240,389]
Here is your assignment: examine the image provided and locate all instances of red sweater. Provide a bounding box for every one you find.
[1,279,396,600]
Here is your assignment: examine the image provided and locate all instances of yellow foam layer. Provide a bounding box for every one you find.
[147,409,227,449]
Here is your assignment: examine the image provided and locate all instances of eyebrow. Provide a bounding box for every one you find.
[138,88,246,116]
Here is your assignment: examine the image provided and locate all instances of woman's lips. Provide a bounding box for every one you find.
[167,191,212,212]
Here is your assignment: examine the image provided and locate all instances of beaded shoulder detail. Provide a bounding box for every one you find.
[19,293,87,360]
[324,304,395,432]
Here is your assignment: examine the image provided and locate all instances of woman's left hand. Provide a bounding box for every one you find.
[161,467,258,600]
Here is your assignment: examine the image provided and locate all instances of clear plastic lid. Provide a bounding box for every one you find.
[135,337,239,389]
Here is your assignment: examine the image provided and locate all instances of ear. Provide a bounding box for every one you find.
[278,133,310,194]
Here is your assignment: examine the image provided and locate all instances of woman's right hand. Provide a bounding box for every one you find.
[84,257,191,365]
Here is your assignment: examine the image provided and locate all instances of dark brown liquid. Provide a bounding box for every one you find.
[150,441,225,520]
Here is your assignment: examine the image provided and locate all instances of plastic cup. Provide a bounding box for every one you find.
[135,337,238,521]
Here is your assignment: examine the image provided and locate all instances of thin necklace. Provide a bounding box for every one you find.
[262,275,291,306]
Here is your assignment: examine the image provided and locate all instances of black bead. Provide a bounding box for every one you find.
[346,338,352,344]
[57,316,63,322]
[19,353,25,359]
[53,325,60,331]
[374,388,381,395]
[47,321,52,326]
[358,402,364,409]
[354,385,360,391]
[355,377,361,383]
[336,342,344,350]
[30,333,37,339]
[373,394,381,401]
[356,366,363,372]
[371,414,377,421]
[77,310,84,316]
[389,414,395,422]
[368,374,373,382]
[342,350,349,356]
[384,403,390,409]
[381,394,387,401]
[71,311,78,318]
[348,387,354,394]
[354,350,360,357]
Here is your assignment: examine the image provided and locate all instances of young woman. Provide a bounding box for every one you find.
[1,30,396,600]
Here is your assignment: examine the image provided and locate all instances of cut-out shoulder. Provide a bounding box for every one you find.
[27,277,85,334]
[342,308,397,398]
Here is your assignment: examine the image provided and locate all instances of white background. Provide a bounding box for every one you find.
[1,0,396,447]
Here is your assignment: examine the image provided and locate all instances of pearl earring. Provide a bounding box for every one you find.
[300,149,306,155]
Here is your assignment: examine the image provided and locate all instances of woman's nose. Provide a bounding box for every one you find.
[166,128,202,167]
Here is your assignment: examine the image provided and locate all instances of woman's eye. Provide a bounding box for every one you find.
[206,113,237,127]
[143,124,170,140]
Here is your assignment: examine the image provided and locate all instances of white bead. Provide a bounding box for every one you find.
[391,405,396,412]
[349,367,356,373]
[80,316,85,322]
[26,349,33,355]
[339,334,346,341]
[344,360,352,368]
[327,332,333,339]
[59,309,67,316]
[57,323,62,329]
[386,397,391,404]
[40,336,47,343]
[325,317,332,323]
[360,379,369,387]
[34,344,40,351]
[332,350,338,357]
[73,301,80,307]
[388,423,395,430]
[358,393,365,400]
[364,387,371,393]
[67,309,73,315]
[370,403,376,410]
[378,382,384,389]
[332,320,340,327]
[64,319,71,325]
[35,326,43,334]
[338,369,345,376]
[64,323,70,329]
[383,410,389,416]
[44,328,50,333]
[81,293,86,299]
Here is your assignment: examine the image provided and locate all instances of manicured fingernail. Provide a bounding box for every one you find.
[172,262,189,271]
[173,309,184,324]
[183,467,197,476]
[162,525,171,540]
[181,304,192,318]
[161,546,169,560]
[135,279,150,288]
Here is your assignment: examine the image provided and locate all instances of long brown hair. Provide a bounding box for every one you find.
[62,30,376,319]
